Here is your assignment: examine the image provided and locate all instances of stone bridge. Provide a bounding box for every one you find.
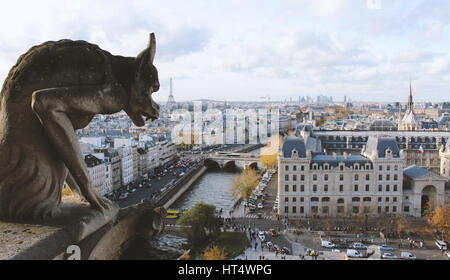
[206,153,262,170]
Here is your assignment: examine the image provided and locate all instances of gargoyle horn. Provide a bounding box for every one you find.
[149,33,156,64]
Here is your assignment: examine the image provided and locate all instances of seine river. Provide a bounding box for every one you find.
[121,148,262,259]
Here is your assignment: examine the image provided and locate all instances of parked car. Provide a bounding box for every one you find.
[346,249,363,258]
[353,242,368,249]
[379,245,394,251]
[332,249,341,253]
[335,244,349,249]
[401,252,416,260]
[321,240,335,248]
[382,252,398,259]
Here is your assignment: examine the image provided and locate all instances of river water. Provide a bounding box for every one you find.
[123,148,262,259]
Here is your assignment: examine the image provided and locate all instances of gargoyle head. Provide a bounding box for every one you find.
[126,33,160,127]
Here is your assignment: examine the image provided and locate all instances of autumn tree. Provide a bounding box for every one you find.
[426,204,450,240]
[180,250,191,260]
[177,202,223,247]
[230,168,260,201]
[202,245,227,260]
[259,134,283,169]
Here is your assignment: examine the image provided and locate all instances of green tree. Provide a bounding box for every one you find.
[177,202,223,247]
[230,168,260,201]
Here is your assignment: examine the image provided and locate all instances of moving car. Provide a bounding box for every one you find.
[266,241,273,249]
[281,247,291,255]
[401,252,416,260]
[258,231,266,241]
[435,240,448,251]
[118,193,128,200]
[130,188,136,193]
[382,252,398,259]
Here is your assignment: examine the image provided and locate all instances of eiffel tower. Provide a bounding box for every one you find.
[167,77,176,110]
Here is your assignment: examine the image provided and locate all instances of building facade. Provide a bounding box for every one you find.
[278,135,447,218]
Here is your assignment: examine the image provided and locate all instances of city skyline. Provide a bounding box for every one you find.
[0,1,450,103]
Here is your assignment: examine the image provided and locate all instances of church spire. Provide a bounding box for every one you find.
[407,80,414,113]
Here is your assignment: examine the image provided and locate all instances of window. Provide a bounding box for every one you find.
[285,197,289,202]
[340,165,344,171]
[339,185,344,192]
[313,174,317,181]
[365,185,369,192]
[353,206,360,214]
[378,185,382,192]
[337,198,345,204]
[378,206,382,213]
[285,185,289,192]
[293,197,297,202]
[387,165,390,171]
[324,185,328,192]
[379,174,382,181]
[301,165,305,171]
[355,174,359,181]
[385,206,389,213]
[285,206,289,214]
[285,165,289,171]
[386,185,390,192]
[366,174,370,180]
[322,206,329,214]
[378,197,382,202]
[386,174,390,181]
[311,197,319,202]
[337,206,344,213]
[385,197,389,202]
[301,185,305,192]
[300,206,304,214]
[340,174,344,181]
[293,175,297,181]
[393,197,397,202]
[301,175,305,181]
[363,197,371,202]
[394,165,398,171]
[300,197,304,202]
[394,185,397,192]
[354,185,359,192]
[352,197,360,202]
[293,185,297,192]
[285,175,289,181]
[379,165,382,171]
[313,185,317,192]
[394,175,398,181]
[292,206,297,213]
[293,165,297,171]
[311,206,318,213]
[324,174,329,181]
[403,206,410,212]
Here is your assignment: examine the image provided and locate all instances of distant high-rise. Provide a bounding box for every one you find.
[167,78,176,110]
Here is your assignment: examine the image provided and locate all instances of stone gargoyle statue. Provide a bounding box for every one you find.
[0,33,160,221]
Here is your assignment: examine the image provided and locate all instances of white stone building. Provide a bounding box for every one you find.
[117,146,134,186]
[84,154,107,196]
[277,135,447,218]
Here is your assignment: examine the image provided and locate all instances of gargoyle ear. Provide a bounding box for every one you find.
[148,33,156,64]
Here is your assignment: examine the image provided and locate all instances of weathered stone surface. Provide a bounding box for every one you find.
[0,199,164,260]
[0,33,160,221]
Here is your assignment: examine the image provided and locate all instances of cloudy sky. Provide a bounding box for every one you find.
[0,0,449,103]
